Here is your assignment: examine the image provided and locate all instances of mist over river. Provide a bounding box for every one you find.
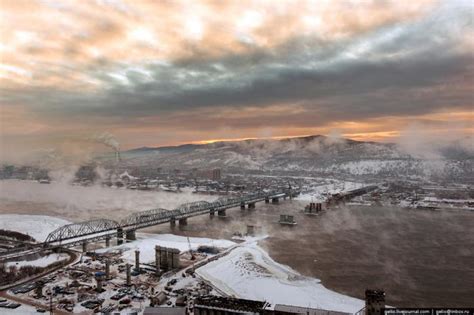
[1,180,473,307]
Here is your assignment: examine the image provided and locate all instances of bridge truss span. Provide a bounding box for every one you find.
[44,219,120,245]
[40,188,300,248]
[120,208,170,229]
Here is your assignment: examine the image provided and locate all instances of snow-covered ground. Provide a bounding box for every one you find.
[319,159,463,177]
[6,253,69,268]
[0,214,71,242]
[196,242,364,312]
[0,303,42,315]
[96,233,235,264]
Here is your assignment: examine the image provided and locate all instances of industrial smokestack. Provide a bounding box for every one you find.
[115,150,121,163]
[90,132,121,162]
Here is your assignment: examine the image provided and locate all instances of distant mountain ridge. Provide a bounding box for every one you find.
[119,135,473,182]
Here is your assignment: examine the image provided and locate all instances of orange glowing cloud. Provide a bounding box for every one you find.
[0,0,472,159]
[0,0,436,89]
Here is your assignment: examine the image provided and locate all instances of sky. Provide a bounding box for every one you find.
[0,0,473,161]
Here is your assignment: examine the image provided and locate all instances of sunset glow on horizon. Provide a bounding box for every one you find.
[1,0,472,161]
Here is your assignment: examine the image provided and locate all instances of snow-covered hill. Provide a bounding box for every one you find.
[118,135,473,181]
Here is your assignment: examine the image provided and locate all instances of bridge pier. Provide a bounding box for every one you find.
[135,250,140,272]
[265,197,269,203]
[155,245,161,274]
[178,218,188,226]
[117,228,124,245]
[126,230,136,241]
[126,263,131,286]
[105,236,111,247]
[160,247,168,271]
[248,202,255,209]
[218,209,226,217]
[82,241,87,253]
[105,259,111,280]
[209,208,215,217]
[170,217,176,227]
[95,274,103,292]
[240,202,245,210]
[170,248,180,269]
[272,197,279,204]
[167,249,173,269]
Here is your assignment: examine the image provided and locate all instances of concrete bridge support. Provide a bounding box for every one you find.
[210,208,215,217]
[167,249,173,269]
[105,236,111,247]
[126,230,136,241]
[178,218,188,226]
[272,197,279,204]
[155,245,161,273]
[117,228,124,245]
[218,209,226,217]
[160,247,168,271]
[35,282,43,298]
[95,275,103,292]
[265,197,270,203]
[135,250,140,271]
[170,248,180,269]
[248,202,255,209]
[82,241,87,253]
[126,264,131,286]
[105,260,111,280]
[170,217,176,227]
[240,202,245,210]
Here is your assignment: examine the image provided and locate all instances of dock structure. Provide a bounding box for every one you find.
[304,202,323,215]
[279,214,297,225]
[326,185,378,206]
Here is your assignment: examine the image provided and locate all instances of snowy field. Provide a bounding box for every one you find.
[318,159,463,176]
[0,303,40,315]
[196,242,364,312]
[96,233,236,264]
[6,253,69,268]
[0,214,70,241]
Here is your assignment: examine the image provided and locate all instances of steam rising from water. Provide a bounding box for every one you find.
[397,123,474,160]
[0,180,217,222]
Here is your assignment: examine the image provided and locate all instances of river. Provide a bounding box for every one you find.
[1,180,473,307]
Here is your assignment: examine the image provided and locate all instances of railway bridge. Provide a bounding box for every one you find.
[41,189,298,251]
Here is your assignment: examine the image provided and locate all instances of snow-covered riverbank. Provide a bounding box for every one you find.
[0,214,70,242]
[196,241,364,312]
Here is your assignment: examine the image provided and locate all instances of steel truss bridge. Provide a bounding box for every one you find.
[39,189,298,249]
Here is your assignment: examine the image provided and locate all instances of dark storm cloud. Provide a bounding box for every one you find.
[1,0,472,127]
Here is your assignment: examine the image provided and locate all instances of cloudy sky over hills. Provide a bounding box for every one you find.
[0,0,472,160]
